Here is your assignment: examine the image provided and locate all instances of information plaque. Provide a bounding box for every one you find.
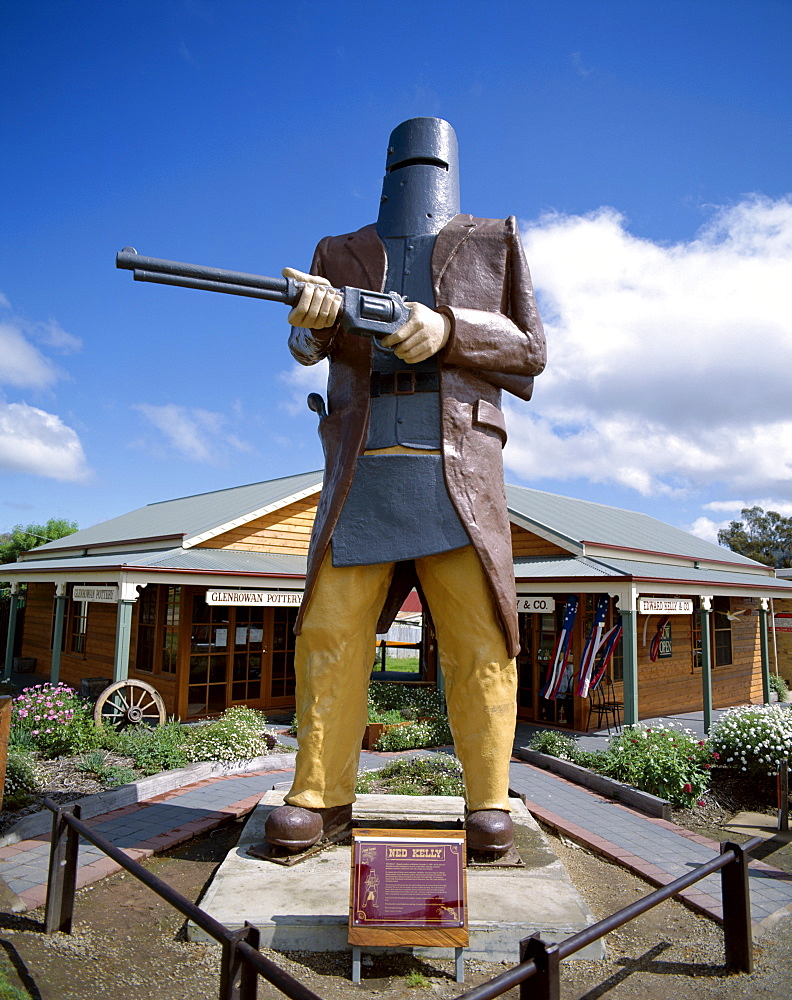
[349,828,468,948]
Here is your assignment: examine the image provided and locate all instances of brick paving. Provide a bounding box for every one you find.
[1,740,790,935]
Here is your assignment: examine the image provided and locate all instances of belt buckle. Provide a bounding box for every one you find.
[394,371,416,395]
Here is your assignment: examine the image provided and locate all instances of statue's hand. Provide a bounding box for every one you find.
[381,302,451,363]
[283,268,342,329]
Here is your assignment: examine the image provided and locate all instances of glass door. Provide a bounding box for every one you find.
[188,599,231,717]
[517,602,575,727]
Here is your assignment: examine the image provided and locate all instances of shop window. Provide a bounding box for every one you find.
[691,597,732,669]
[69,594,88,655]
[713,596,733,666]
[271,608,298,699]
[135,586,181,675]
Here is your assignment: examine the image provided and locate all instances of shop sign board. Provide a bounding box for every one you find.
[516,596,556,613]
[72,586,119,604]
[349,828,468,948]
[774,613,792,633]
[638,598,693,615]
[206,590,302,607]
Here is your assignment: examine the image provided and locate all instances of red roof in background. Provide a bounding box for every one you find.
[400,589,422,613]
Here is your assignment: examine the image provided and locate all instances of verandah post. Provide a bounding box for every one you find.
[759,599,771,705]
[619,597,638,727]
[699,597,713,734]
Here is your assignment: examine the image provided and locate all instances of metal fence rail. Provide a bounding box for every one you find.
[42,797,761,1000]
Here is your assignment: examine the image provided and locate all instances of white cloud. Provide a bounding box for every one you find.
[0,322,59,389]
[134,403,253,463]
[704,498,792,517]
[0,297,81,388]
[511,196,792,497]
[0,402,89,481]
[686,517,729,545]
[278,359,329,415]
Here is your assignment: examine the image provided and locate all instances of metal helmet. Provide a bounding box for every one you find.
[376,117,460,238]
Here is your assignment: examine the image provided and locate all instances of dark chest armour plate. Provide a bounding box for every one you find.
[331,233,469,567]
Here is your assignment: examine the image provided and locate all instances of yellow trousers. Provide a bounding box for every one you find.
[286,544,517,812]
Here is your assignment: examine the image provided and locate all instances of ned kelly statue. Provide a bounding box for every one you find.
[117,117,546,856]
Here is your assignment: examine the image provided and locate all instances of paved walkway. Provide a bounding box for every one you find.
[1,731,790,936]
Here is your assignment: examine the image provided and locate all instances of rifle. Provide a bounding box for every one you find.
[116,248,536,399]
[115,248,410,340]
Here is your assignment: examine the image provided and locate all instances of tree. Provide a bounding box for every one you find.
[717,506,792,568]
[0,518,79,566]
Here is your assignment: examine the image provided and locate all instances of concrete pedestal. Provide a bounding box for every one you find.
[190,791,603,963]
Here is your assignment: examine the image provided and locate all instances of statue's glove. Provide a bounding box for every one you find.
[381,302,451,364]
[283,268,343,329]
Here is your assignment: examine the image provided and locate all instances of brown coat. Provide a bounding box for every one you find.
[290,214,546,658]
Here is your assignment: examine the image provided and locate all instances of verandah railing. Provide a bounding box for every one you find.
[42,796,762,1000]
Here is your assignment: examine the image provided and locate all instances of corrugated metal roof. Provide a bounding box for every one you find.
[5,548,307,578]
[513,557,618,579]
[24,471,323,556]
[505,483,760,567]
[513,554,792,594]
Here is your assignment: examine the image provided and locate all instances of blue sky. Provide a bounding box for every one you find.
[1,0,790,547]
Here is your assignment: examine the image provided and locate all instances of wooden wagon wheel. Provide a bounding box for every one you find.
[93,679,167,730]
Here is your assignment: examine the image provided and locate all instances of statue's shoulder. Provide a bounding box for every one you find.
[315,223,379,256]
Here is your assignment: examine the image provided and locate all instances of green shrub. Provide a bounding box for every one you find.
[106,719,189,774]
[76,750,140,788]
[3,749,41,808]
[769,673,789,702]
[596,724,715,807]
[11,683,101,756]
[527,730,582,762]
[356,754,464,797]
[373,716,453,751]
[708,704,792,778]
[368,682,446,719]
[182,706,278,763]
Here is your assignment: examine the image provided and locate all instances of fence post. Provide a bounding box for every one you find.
[519,934,560,1000]
[778,760,789,833]
[0,696,11,812]
[44,803,81,934]
[720,840,753,974]
[219,922,260,1000]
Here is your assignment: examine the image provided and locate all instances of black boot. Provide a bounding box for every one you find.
[465,809,514,854]
[264,803,353,852]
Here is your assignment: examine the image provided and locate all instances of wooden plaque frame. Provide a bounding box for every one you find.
[349,828,468,949]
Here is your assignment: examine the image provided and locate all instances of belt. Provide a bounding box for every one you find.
[370,371,440,397]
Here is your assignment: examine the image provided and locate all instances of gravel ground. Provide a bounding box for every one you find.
[1,817,790,999]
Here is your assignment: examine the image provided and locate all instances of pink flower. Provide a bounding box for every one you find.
[712,752,720,760]
[697,800,706,807]
[683,783,693,793]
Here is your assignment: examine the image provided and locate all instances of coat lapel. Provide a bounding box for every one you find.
[342,224,387,292]
[432,214,478,292]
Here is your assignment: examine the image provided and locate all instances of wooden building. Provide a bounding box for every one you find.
[4,470,791,730]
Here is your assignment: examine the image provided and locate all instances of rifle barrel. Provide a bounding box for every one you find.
[133,269,298,303]
[116,250,295,302]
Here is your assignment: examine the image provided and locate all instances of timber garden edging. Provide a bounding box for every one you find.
[0,751,297,848]
[514,747,673,820]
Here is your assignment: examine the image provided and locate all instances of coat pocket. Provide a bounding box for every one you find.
[473,399,507,446]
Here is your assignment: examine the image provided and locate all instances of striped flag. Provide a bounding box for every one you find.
[541,596,578,700]
[576,595,609,698]
[649,615,670,662]
[588,622,623,692]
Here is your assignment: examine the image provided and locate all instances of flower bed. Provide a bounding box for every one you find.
[528,707,792,812]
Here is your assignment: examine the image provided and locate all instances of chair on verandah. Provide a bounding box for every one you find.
[586,675,623,734]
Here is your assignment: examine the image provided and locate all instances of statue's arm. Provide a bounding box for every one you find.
[438,216,547,378]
